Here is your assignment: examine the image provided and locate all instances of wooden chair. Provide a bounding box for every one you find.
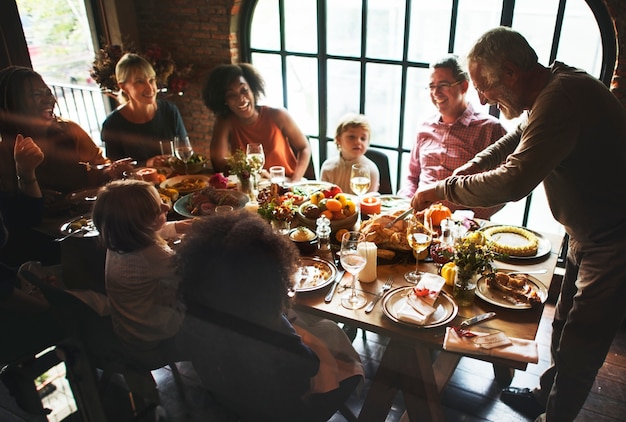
[21,270,185,418]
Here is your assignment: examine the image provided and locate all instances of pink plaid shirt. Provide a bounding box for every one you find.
[399,103,507,219]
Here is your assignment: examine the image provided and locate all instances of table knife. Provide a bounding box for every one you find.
[460,312,496,327]
[325,269,346,303]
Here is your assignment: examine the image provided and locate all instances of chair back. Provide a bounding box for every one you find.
[365,149,393,194]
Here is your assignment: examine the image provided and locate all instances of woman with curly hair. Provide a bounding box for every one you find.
[203,63,311,181]
[101,53,188,166]
[176,211,362,421]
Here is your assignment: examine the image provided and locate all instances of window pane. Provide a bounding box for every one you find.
[327,0,362,57]
[558,0,602,77]
[284,0,317,53]
[455,0,503,56]
[403,67,432,150]
[251,52,284,107]
[327,59,362,136]
[512,0,560,65]
[407,0,453,63]
[250,0,281,50]
[286,56,319,136]
[366,0,406,60]
[364,63,402,148]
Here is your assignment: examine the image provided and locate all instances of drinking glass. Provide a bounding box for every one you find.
[269,165,286,185]
[350,164,370,223]
[404,214,433,284]
[159,140,174,156]
[174,136,193,174]
[246,143,265,191]
[340,231,368,310]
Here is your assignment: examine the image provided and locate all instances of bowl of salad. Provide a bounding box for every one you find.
[168,154,207,174]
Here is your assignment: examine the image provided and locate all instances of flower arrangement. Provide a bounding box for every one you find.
[446,232,504,285]
[225,149,252,180]
[257,184,297,223]
[90,42,192,96]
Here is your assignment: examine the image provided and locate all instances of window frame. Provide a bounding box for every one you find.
[239,0,615,229]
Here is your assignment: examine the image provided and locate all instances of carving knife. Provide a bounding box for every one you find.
[459,312,496,327]
[325,268,346,303]
[385,208,413,228]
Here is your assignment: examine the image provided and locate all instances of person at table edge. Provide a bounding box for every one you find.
[202,63,311,182]
[397,54,507,220]
[411,26,626,422]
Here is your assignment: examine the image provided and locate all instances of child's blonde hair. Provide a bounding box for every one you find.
[334,113,371,143]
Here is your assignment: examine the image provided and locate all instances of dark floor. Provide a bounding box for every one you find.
[2,299,625,422]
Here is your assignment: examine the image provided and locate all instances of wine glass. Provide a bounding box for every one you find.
[246,143,265,191]
[404,214,433,284]
[340,231,368,310]
[174,136,193,174]
[350,164,370,223]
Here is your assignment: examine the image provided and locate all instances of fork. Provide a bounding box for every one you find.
[364,276,393,313]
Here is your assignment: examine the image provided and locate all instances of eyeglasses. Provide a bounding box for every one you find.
[427,80,462,92]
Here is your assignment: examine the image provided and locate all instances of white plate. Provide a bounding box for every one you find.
[173,190,250,218]
[160,175,211,195]
[475,271,548,310]
[382,287,458,328]
[60,216,99,238]
[287,181,335,197]
[379,195,411,214]
[294,256,337,292]
[480,225,552,261]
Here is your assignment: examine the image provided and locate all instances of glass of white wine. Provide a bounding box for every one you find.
[246,143,265,191]
[350,164,370,223]
[174,136,193,174]
[340,231,368,310]
[404,214,433,284]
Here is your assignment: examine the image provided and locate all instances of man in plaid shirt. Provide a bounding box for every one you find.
[398,55,506,220]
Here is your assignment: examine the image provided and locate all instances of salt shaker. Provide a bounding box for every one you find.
[316,215,331,251]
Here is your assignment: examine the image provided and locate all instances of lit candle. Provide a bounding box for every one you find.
[135,167,159,184]
[357,241,378,283]
[360,196,382,215]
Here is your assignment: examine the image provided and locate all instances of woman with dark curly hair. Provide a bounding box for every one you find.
[202,63,312,181]
[176,211,362,421]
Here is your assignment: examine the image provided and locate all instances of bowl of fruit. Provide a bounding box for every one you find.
[168,154,207,174]
[296,188,358,232]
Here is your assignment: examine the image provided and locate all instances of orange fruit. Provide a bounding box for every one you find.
[325,198,343,213]
[321,209,334,220]
[343,200,356,215]
[335,228,349,242]
[333,193,349,206]
[310,191,325,205]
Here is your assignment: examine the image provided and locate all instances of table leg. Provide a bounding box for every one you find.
[493,364,515,386]
[357,339,446,422]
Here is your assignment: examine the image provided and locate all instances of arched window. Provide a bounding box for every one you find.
[241,0,613,233]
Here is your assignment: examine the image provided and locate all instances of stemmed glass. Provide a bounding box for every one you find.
[174,136,193,174]
[340,231,368,310]
[246,143,265,191]
[350,164,370,223]
[404,214,434,284]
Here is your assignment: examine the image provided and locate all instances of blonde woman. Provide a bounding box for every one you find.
[101,53,188,167]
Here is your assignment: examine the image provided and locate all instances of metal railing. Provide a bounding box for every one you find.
[49,82,111,145]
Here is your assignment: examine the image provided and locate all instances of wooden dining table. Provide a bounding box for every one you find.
[294,229,564,422]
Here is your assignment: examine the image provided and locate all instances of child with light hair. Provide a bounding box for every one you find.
[320,113,380,193]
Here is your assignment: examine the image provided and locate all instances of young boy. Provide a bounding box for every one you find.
[320,113,380,193]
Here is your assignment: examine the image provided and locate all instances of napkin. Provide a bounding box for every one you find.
[396,298,435,324]
[443,327,539,363]
[414,273,446,307]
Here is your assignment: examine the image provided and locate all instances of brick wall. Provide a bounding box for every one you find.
[130,0,626,158]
